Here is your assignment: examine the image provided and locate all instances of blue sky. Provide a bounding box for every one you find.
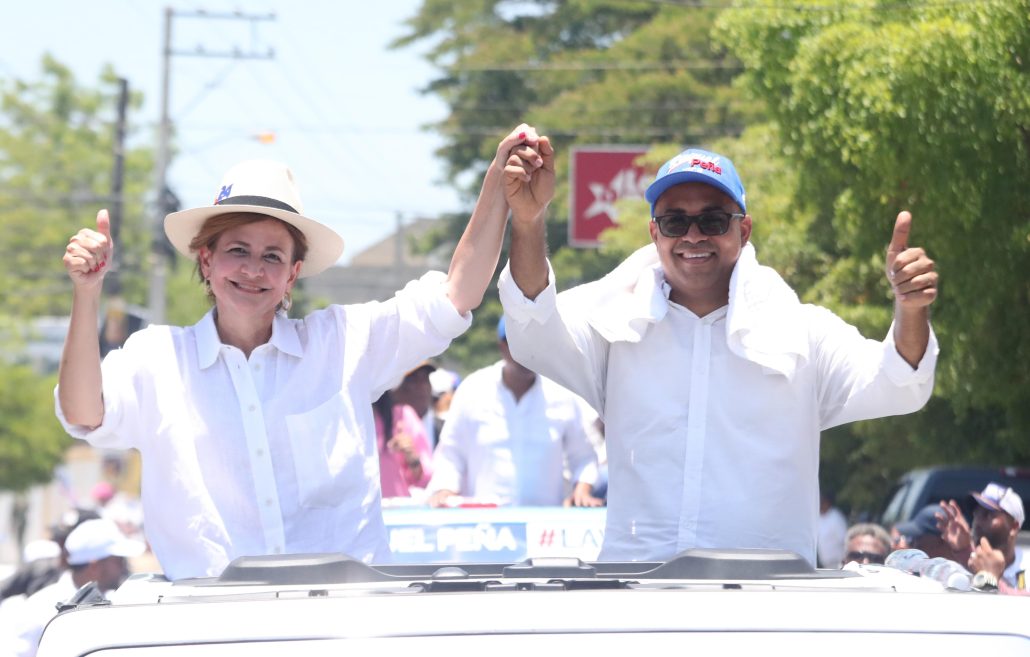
[0,0,462,263]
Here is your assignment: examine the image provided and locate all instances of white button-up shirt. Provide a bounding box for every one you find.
[428,361,599,506]
[499,252,937,566]
[8,571,74,657]
[56,273,470,580]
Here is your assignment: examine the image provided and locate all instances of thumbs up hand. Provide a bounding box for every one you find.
[886,211,937,310]
[63,209,115,290]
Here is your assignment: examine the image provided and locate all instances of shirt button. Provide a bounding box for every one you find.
[255,448,264,457]
[249,404,257,412]
[273,546,282,554]
[265,498,274,507]
[253,363,261,371]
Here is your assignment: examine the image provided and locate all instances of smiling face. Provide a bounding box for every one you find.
[198,217,303,324]
[649,182,751,316]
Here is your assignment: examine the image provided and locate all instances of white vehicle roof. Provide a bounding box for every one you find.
[36,549,1030,657]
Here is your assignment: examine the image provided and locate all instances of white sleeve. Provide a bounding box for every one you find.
[498,261,608,415]
[349,271,474,397]
[811,306,938,430]
[53,335,146,451]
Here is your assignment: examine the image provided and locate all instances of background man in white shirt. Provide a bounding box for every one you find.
[495,132,939,565]
[427,318,602,508]
[7,519,144,657]
[816,490,848,568]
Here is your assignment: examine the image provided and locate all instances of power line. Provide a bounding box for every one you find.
[437,125,746,138]
[174,60,239,120]
[271,20,399,192]
[642,0,1004,10]
[454,60,743,72]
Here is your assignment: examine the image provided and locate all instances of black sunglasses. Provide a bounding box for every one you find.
[845,550,886,565]
[652,210,744,238]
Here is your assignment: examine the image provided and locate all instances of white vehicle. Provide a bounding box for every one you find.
[36,548,1029,656]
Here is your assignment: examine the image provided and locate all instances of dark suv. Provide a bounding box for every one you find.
[879,465,1030,529]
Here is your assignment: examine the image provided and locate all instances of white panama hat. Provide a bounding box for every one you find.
[164,159,344,278]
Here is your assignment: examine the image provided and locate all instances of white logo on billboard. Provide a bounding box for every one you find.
[584,167,649,221]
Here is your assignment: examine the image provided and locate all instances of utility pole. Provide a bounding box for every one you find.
[106,77,129,298]
[148,7,276,325]
[394,213,405,270]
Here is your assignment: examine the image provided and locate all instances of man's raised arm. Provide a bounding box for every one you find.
[505,130,554,301]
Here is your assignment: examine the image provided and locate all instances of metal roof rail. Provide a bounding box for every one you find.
[636,548,854,580]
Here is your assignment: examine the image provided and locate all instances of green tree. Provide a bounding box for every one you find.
[396,1,752,366]
[0,56,155,490]
[0,56,154,321]
[719,0,1030,506]
[0,364,69,492]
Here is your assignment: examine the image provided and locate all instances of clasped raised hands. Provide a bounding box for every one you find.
[496,123,554,224]
[64,209,114,291]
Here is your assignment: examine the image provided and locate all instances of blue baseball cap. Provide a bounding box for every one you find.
[645,148,746,215]
[895,504,943,540]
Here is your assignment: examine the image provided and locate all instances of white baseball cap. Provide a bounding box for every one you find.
[23,539,61,563]
[972,482,1025,528]
[65,519,145,566]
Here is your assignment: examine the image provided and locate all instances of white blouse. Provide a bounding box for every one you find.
[56,272,471,579]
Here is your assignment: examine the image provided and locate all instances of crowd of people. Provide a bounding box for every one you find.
[817,482,1028,595]
[3,118,1023,655]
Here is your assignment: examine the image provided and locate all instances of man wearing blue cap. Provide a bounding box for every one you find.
[496,135,939,566]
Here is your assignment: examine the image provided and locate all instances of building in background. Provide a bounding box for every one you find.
[304,217,448,305]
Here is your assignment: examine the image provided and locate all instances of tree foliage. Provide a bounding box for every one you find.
[0,56,154,321]
[401,0,1030,514]
[0,56,155,490]
[719,0,1030,481]
[0,365,69,492]
[396,0,751,357]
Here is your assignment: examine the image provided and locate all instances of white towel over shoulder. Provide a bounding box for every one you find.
[557,242,808,380]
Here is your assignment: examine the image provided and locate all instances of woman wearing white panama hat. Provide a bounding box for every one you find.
[55,124,554,580]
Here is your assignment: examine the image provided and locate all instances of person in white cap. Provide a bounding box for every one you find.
[54,124,549,579]
[497,139,938,566]
[938,482,1028,590]
[7,519,143,657]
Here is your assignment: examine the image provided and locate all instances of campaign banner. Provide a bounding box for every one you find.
[569,147,650,247]
[384,506,606,564]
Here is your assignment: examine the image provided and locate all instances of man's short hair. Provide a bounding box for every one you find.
[845,522,891,554]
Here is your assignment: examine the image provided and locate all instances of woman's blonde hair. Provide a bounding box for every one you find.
[189,212,309,304]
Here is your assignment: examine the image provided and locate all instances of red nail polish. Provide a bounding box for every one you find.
[518,132,526,140]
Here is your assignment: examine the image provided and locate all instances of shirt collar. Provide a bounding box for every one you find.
[268,311,303,358]
[195,309,221,369]
[195,309,303,369]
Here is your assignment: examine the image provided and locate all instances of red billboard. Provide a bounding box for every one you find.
[568,146,649,247]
